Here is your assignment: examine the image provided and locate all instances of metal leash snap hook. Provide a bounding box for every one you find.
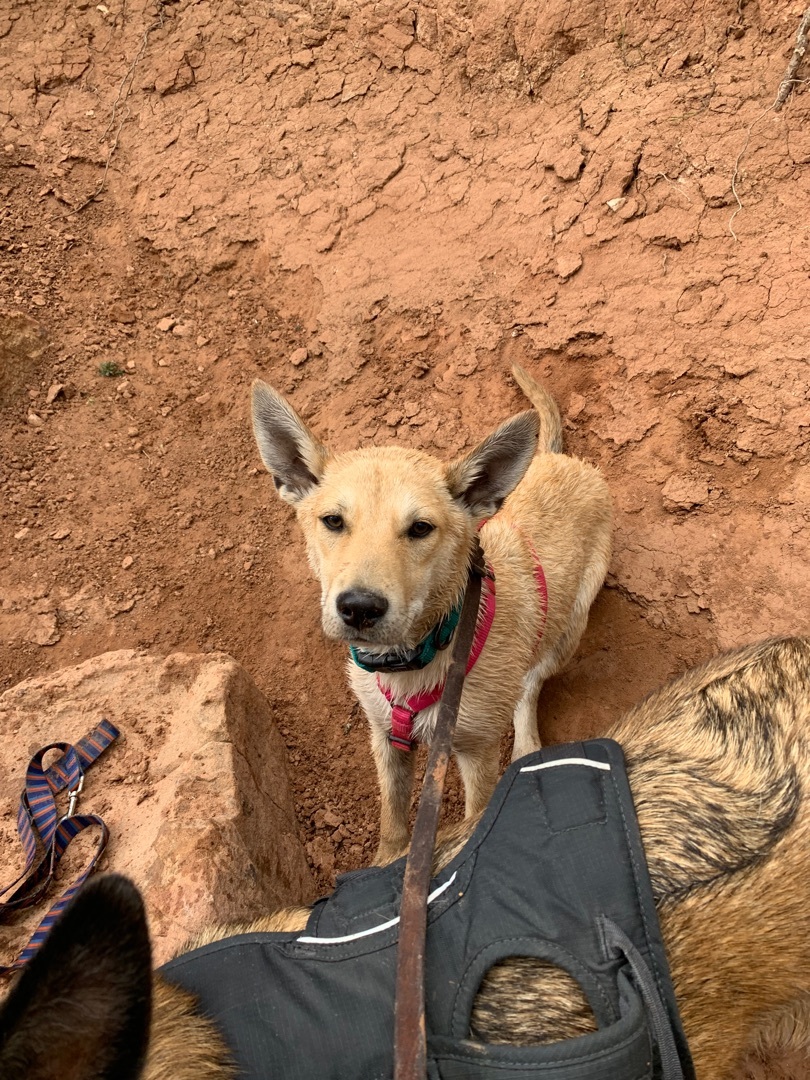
[66,772,84,818]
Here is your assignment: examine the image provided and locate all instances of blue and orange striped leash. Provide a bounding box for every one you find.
[0,718,120,974]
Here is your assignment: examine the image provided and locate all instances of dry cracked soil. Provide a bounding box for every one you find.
[0,0,809,1069]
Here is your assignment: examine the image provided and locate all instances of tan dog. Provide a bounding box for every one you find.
[250,366,612,861]
[3,638,809,1080]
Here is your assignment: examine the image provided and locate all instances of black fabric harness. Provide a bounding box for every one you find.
[161,740,694,1080]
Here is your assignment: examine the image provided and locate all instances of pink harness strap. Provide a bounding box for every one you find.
[379,573,496,751]
[379,532,548,751]
[511,523,548,644]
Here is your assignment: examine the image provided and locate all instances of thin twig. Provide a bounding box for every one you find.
[775,5,810,110]
[103,17,156,142]
[728,7,810,239]
[728,100,778,241]
[61,12,163,219]
[655,172,693,203]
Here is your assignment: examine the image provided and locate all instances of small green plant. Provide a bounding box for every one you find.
[97,360,125,378]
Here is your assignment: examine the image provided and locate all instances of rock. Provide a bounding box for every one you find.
[105,596,136,616]
[567,392,586,419]
[314,71,344,101]
[0,611,60,647]
[27,411,44,427]
[157,316,176,332]
[290,49,314,68]
[0,312,48,409]
[405,43,436,72]
[30,614,60,646]
[381,24,413,50]
[698,174,733,208]
[306,835,336,875]
[366,33,404,70]
[552,146,585,182]
[314,228,340,253]
[46,382,65,404]
[615,197,641,221]
[289,347,308,366]
[555,251,583,280]
[121,554,134,569]
[51,528,71,540]
[590,388,658,447]
[636,208,697,250]
[109,304,137,324]
[13,527,29,540]
[662,475,709,511]
[0,651,316,966]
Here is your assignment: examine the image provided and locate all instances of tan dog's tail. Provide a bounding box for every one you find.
[512,365,563,453]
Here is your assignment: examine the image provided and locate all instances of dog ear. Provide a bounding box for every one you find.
[0,875,152,1080]
[446,410,539,519]
[252,381,329,504]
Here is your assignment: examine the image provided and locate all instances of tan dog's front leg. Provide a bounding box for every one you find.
[370,723,417,865]
[455,743,501,819]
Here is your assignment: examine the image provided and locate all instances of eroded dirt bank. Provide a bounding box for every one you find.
[1,0,808,905]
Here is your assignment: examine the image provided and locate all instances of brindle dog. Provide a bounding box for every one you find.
[1,637,808,1080]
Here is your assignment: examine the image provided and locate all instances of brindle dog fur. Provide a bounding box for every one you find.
[1,638,808,1080]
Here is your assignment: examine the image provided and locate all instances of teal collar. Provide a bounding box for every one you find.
[349,601,462,673]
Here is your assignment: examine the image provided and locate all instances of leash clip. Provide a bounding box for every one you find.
[66,772,84,819]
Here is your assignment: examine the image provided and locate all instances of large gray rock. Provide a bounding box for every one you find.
[0,651,315,965]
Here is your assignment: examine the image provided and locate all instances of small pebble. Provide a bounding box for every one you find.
[121,555,134,570]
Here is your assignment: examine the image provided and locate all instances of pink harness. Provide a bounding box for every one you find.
[379,531,548,751]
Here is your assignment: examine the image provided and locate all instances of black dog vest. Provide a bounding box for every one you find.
[161,740,694,1080]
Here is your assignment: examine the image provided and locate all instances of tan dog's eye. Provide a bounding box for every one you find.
[321,514,345,532]
[408,520,435,539]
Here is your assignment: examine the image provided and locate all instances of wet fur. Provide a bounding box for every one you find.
[3,638,809,1079]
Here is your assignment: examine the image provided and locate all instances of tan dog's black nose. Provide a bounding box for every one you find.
[336,590,389,630]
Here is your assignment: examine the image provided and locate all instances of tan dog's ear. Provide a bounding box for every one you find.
[445,410,539,519]
[251,381,329,504]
